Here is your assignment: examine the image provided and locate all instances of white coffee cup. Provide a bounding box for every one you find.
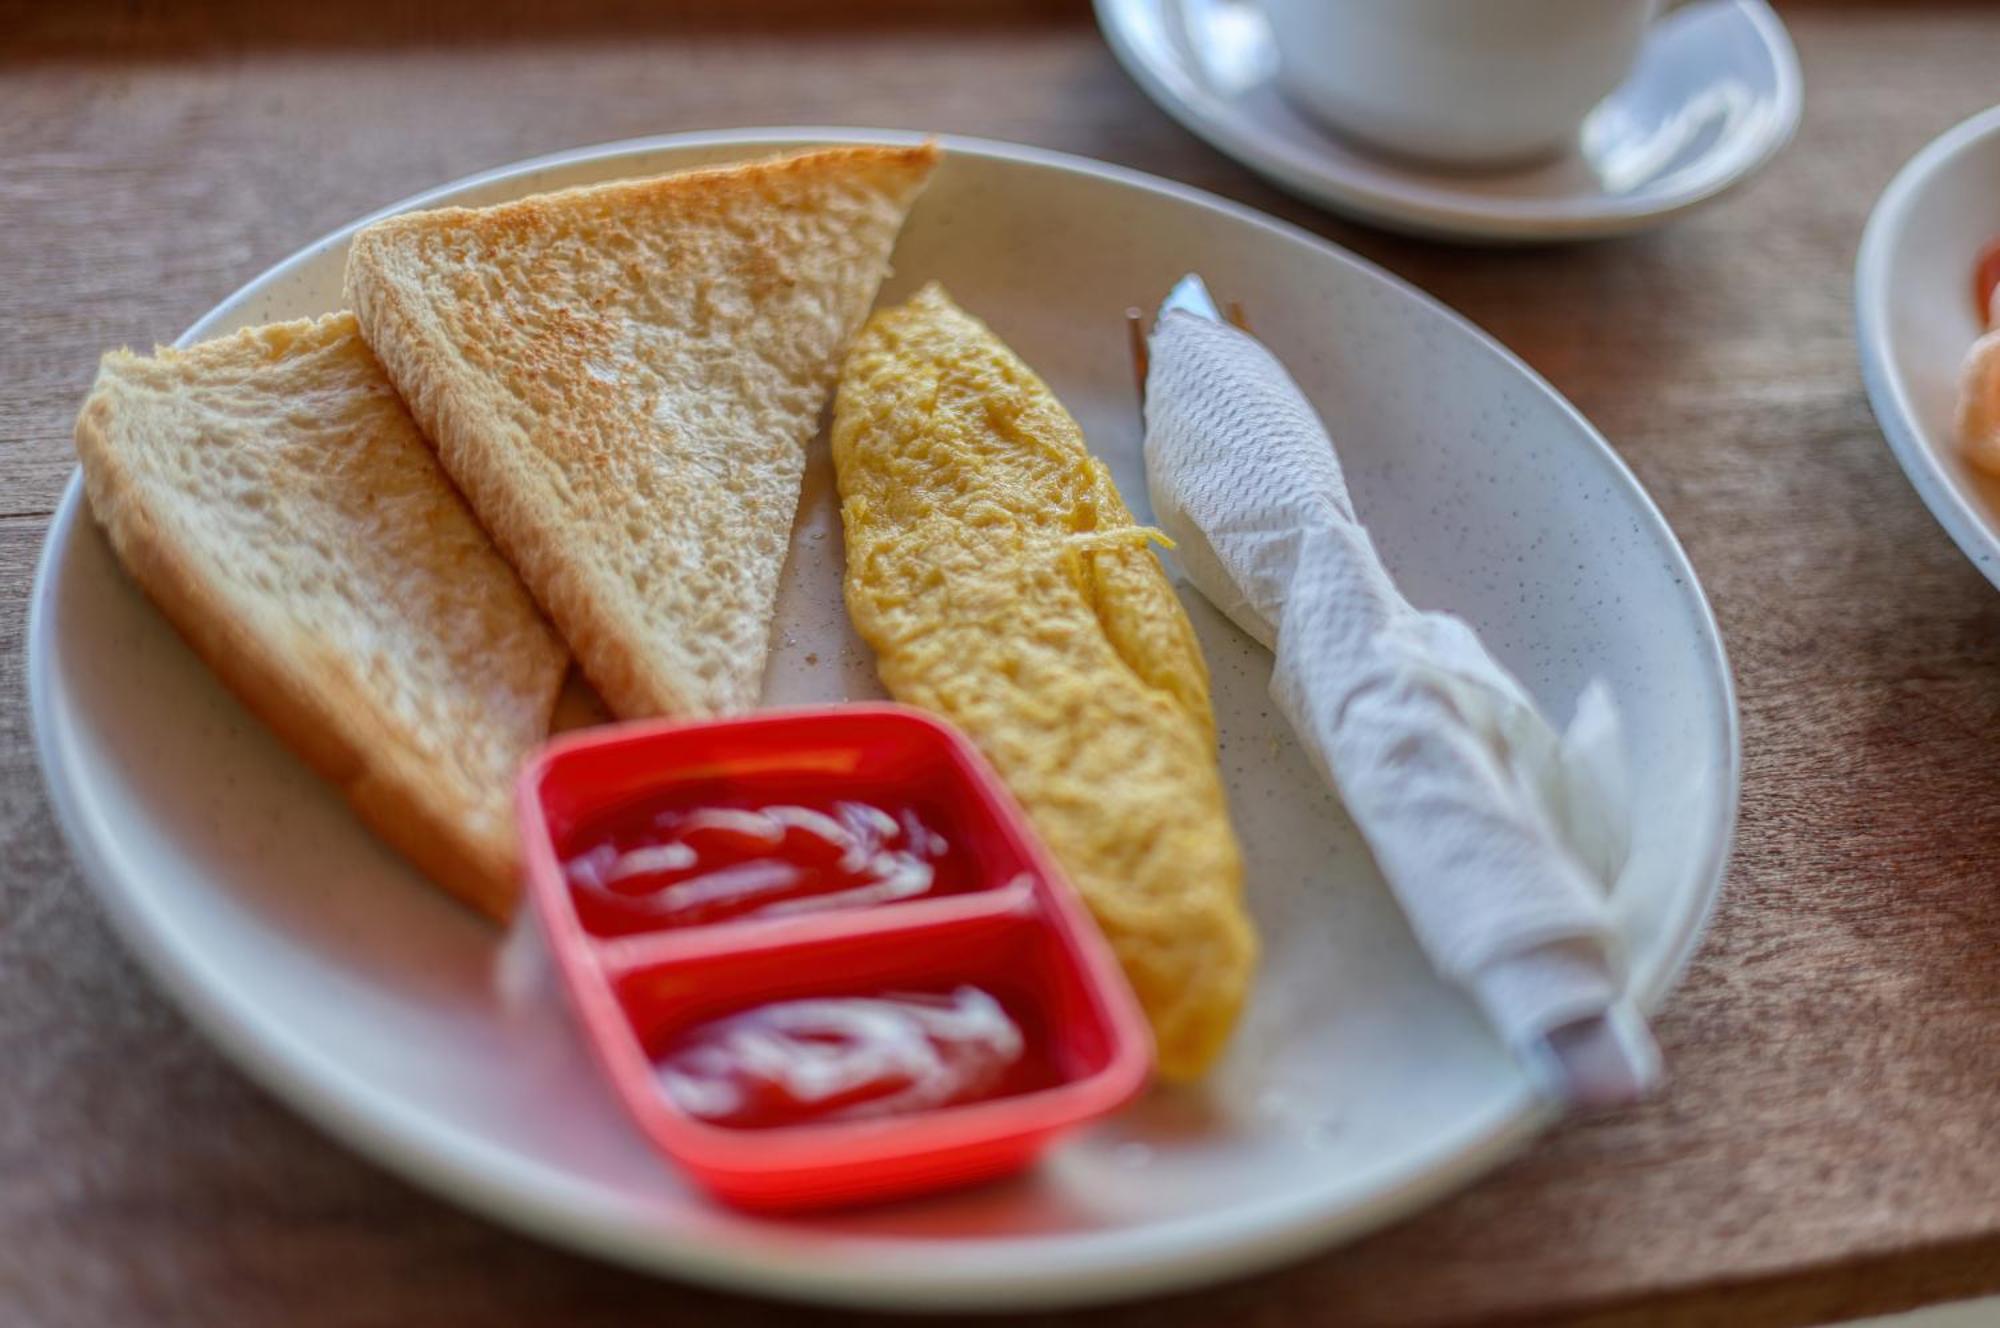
[1261,0,1663,169]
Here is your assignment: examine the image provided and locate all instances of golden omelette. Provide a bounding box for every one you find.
[830,283,1257,1079]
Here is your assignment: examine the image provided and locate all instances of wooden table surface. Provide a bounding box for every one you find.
[6,2,2000,1324]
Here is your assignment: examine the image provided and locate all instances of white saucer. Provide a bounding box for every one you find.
[1095,0,1802,242]
[30,130,1737,1310]
[1857,105,2000,591]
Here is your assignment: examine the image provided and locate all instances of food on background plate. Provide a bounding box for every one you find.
[1957,235,2000,476]
[1972,235,2000,323]
[72,313,568,917]
[831,283,1258,1080]
[344,144,938,720]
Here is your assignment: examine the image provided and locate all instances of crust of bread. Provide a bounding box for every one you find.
[73,314,567,918]
[344,144,937,720]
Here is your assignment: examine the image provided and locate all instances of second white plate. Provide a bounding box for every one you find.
[1857,105,2000,591]
[30,130,1738,1310]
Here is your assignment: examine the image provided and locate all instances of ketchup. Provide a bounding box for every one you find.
[656,985,1052,1128]
[1975,236,2000,326]
[561,792,967,935]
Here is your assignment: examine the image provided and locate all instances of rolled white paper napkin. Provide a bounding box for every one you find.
[1142,279,1659,1108]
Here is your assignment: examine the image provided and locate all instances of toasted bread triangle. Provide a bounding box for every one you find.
[344,144,938,718]
[73,313,569,918]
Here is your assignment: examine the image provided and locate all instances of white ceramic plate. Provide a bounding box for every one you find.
[30,130,1738,1310]
[1095,0,1801,242]
[1857,105,2000,591]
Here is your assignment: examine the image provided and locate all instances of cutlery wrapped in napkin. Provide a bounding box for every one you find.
[1142,276,1658,1108]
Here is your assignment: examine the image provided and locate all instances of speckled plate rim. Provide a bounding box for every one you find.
[29,127,1739,1311]
[1093,0,1802,242]
[1855,104,2000,592]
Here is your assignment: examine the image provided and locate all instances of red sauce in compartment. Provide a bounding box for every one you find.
[655,985,1054,1129]
[561,793,969,936]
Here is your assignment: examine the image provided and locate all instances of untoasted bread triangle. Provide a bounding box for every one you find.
[344,144,938,719]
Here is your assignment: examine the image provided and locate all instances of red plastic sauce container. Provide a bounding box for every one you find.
[514,703,1153,1210]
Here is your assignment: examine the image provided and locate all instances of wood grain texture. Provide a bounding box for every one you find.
[6,2,2000,1324]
